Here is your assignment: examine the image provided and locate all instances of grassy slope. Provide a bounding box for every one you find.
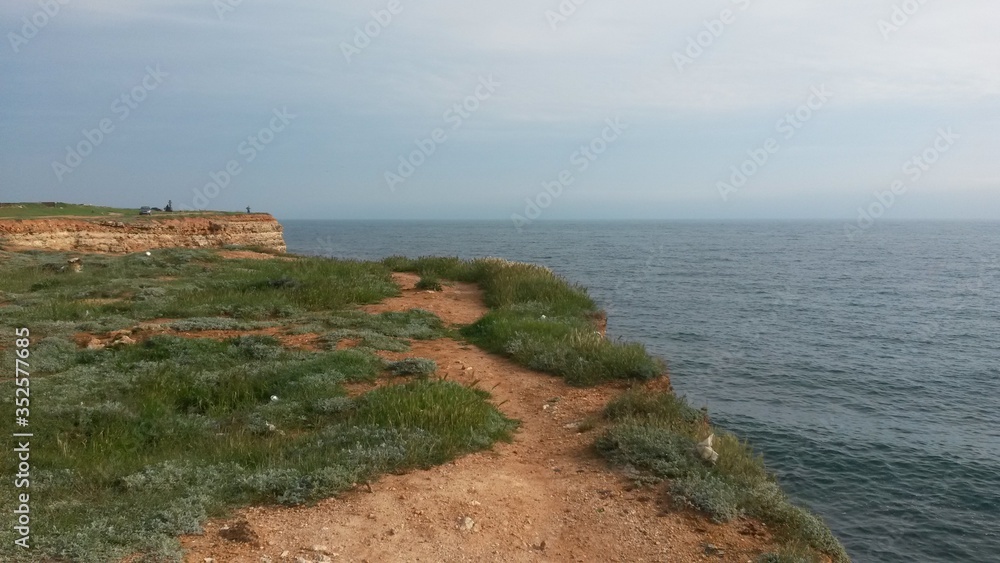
[384,256,848,563]
[0,250,515,562]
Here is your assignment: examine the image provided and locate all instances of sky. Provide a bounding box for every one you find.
[1,0,998,221]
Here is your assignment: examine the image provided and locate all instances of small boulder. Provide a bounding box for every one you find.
[696,434,719,464]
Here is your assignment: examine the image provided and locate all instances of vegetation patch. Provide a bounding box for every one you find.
[415,272,443,291]
[596,389,848,562]
[386,358,438,378]
[383,256,663,386]
[0,250,513,562]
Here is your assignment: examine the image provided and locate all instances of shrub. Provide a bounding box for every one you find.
[669,474,742,523]
[415,273,443,291]
[595,424,700,481]
[30,336,80,373]
[387,358,437,377]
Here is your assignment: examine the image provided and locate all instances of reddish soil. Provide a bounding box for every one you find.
[76,324,324,352]
[177,273,786,562]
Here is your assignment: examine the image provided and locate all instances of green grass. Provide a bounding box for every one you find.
[0,249,515,562]
[595,389,848,562]
[382,256,664,386]
[386,358,438,377]
[415,272,444,291]
[0,202,137,218]
[0,202,245,220]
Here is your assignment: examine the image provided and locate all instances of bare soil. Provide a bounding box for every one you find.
[178,273,784,562]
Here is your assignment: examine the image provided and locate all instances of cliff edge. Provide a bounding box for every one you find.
[0,213,286,254]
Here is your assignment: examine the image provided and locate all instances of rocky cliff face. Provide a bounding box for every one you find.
[0,214,286,254]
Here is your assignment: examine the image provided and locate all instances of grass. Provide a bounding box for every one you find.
[0,249,516,562]
[0,202,137,218]
[595,389,849,562]
[0,202,245,220]
[415,272,444,291]
[386,358,438,377]
[383,256,664,386]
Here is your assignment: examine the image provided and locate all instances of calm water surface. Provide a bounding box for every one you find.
[283,220,1000,563]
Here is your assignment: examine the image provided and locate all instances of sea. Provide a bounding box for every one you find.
[283,220,1000,563]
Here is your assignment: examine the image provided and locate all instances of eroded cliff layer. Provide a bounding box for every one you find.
[0,214,286,254]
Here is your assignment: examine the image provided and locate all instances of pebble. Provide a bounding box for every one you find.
[313,545,329,553]
[459,516,475,531]
[704,543,725,556]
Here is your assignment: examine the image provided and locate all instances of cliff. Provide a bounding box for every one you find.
[0,213,286,254]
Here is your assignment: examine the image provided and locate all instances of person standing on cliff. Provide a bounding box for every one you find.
[246,206,251,214]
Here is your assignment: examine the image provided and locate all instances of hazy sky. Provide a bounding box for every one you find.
[1,1,997,220]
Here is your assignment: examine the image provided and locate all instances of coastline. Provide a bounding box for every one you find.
[0,211,846,562]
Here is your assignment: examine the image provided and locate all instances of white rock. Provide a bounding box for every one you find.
[696,434,719,464]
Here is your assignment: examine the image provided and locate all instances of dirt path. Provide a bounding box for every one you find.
[180,273,777,562]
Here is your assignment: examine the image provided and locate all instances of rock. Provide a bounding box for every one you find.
[111,335,136,347]
[704,543,725,556]
[86,338,105,350]
[261,557,273,563]
[312,545,329,554]
[459,516,475,531]
[563,422,580,430]
[696,434,719,464]
[219,518,259,545]
[280,551,290,559]
[0,214,286,254]
[204,559,216,563]
[294,557,309,563]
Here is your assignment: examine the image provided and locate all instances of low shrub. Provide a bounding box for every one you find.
[386,358,437,377]
[415,273,443,291]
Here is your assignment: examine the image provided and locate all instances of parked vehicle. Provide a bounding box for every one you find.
[139,206,152,215]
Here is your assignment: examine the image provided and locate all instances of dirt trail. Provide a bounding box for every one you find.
[180,273,777,562]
